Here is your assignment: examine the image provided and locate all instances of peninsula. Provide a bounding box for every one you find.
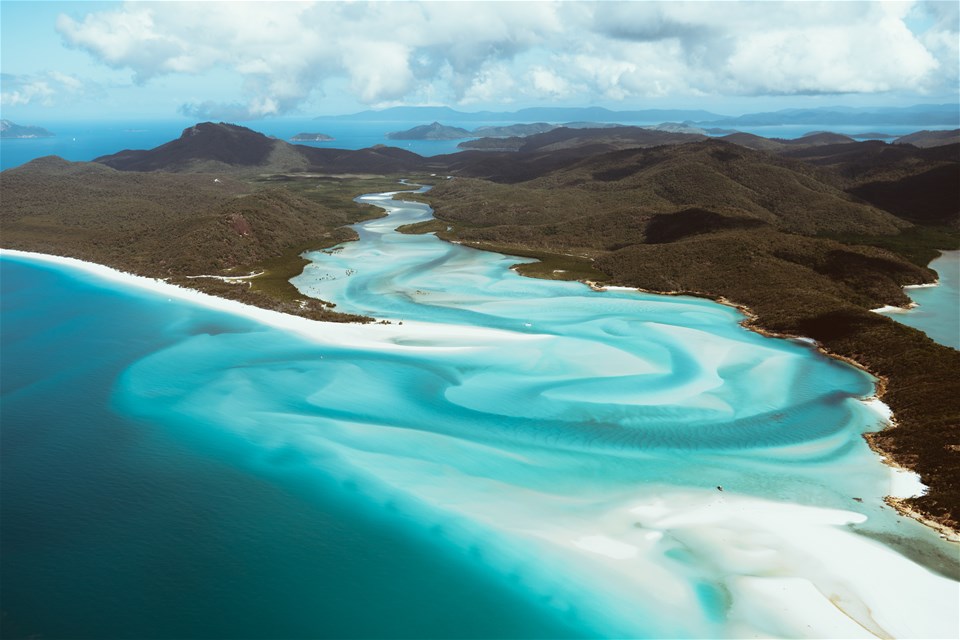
[1,119,54,138]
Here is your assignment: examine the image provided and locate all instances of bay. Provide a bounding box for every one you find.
[1,186,957,638]
[876,250,960,349]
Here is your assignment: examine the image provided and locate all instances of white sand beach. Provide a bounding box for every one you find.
[0,249,548,355]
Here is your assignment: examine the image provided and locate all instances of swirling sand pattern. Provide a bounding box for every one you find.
[106,188,958,637]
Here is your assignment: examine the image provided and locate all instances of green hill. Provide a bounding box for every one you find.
[0,157,402,321]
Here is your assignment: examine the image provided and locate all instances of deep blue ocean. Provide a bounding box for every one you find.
[2,117,955,171]
[2,187,957,639]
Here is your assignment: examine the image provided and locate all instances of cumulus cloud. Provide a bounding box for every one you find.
[585,2,941,96]
[180,98,279,121]
[1,71,102,107]
[52,1,957,118]
[912,0,960,94]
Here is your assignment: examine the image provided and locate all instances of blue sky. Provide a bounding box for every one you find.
[2,1,958,122]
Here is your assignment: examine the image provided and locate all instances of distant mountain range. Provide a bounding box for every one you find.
[321,106,728,123]
[320,104,959,127]
[700,104,960,127]
[290,132,334,142]
[1,119,54,139]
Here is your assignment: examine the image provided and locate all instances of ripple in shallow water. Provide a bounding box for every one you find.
[3,188,957,639]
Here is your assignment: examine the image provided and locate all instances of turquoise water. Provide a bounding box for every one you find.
[2,187,958,638]
[877,250,960,349]
[0,259,594,639]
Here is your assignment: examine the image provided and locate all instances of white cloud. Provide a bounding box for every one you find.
[459,64,519,105]
[725,21,938,95]
[340,40,415,103]
[56,7,188,83]
[913,0,960,95]
[51,1,957,118]
[530,66,573,99]
[0,71,102,107]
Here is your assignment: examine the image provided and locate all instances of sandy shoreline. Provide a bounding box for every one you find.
[870,277,938,315]
[585,278,959,541]
[3,246,958,638]
[871,303,918,314]
[4,247,941,527]
[0,249,552,354]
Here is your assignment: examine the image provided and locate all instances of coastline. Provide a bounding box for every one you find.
[11,163,952,543]
[6,178,958,515]
[0,248,561,354]
[873,250,960,350]
[372,189,960,543]
[585,279,960,542]
[885,498,960,543]
[871,302,918,314]
[4,246,959,638]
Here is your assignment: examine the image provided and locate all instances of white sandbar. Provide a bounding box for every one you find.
[0,249,547,354]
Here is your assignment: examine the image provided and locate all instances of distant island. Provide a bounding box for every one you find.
[643,122,708,135]
[452,122,617,147]
[290,132,334,142]
[472,123,557,137]
[387,122,472,140]
[1,119,54,139]
[400,120,713,148]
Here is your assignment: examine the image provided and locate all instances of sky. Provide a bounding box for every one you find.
[1,0,958,122]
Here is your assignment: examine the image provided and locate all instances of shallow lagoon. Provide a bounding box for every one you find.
[2,187,957,638]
